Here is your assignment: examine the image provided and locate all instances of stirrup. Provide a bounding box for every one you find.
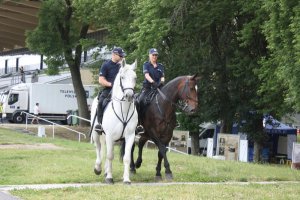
[136,125,144,135]
[95,124,103,134]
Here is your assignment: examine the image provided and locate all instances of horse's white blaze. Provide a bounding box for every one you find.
[91,59,138,183]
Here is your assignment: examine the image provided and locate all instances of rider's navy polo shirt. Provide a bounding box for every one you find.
[99,60,120,88]
[142,61,165,88]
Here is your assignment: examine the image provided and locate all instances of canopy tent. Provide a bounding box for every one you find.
[263,115,297,160]
[263,116,297,135]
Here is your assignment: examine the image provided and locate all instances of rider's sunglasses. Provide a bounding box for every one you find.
[152,54,158,57]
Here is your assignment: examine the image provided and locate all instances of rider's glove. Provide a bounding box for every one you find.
[152,82,159,89]
[158,82,164,88]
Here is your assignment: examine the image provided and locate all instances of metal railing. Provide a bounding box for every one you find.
[21,111,87,142]
[135,136,189,155]
[67,115,90,123]
[69,114,189,155]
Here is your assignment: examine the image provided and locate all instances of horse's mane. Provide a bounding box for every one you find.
[164,76,186,87]
[113,64,130,87]
[161,76,187,93]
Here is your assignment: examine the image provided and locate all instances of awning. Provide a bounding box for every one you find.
[263,116,297,135]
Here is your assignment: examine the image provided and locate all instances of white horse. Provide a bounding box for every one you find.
[91,59,138,184]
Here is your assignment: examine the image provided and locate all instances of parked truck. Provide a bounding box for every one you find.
[2,83,96,123]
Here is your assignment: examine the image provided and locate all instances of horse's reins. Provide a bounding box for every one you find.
[156,78,198,116]
[119,76,134,101]
[110,76,136,140]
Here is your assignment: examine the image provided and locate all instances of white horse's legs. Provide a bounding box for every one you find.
[105,136,114,184]
[123,135,135,184]
[93,131,102,175]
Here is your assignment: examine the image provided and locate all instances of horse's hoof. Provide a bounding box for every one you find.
[130,168,136,175]
[94,168,102,175]
[123,181,131,185]
[135,161,142,169]
[165,173,173,181]
[155,176,163,182]
[105,178,114,184]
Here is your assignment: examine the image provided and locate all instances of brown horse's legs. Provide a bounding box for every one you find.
[130,143,136,173]
[135,136,148,168]
[155,151,163,179]
[157,143,173,180]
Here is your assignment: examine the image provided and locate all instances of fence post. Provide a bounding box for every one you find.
[52,124,55,139]
[25,113,28,130]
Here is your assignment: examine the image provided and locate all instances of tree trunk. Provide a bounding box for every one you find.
[68,62,90,127]
[64,46,89,127]
[253,141,261,162]
[61,20,90,127]
[190,131,199,155]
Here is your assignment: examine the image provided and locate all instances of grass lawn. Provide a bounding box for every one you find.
[11,183,300,200]
[1,126,300,199]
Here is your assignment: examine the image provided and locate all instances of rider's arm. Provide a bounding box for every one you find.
[99,76,112,87]
[145,73,155,83]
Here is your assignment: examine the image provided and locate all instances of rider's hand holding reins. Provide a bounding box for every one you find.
[152,82,159,89]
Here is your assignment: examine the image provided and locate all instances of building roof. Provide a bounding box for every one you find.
[0,0,107,55]
[0,0,40,51]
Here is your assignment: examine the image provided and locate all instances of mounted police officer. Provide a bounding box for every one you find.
[94,47,126,133]
[136,48,165,133]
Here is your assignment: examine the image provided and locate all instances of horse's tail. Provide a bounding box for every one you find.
[119,139,125,162]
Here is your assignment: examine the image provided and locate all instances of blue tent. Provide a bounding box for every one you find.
[263,116,297,160]
[263,116,297,134]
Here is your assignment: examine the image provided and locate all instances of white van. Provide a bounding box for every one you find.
[199,122,219,155]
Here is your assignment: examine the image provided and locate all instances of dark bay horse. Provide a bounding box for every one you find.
[131,75,199,180]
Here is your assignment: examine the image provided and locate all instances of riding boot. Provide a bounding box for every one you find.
[135,93,145,135]
[136,124,144,135]
[95,102,104,134]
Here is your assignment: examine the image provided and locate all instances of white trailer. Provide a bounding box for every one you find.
[2,83,96,123]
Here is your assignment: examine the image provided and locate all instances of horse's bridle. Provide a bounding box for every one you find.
[155,78,198,121]
[119,76,135,101]
[110,76,136,140]
[178,78,198,104]
[156,77,198,112]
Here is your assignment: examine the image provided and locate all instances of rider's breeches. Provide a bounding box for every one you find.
[97,89,110,124]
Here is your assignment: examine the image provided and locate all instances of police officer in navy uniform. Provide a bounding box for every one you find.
[136,48,165,133]
[95,47,126,133]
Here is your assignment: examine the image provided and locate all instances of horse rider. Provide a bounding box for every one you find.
[94,47,126,133]
[136,48,165,133]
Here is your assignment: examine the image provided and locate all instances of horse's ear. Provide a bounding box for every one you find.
[121,58,126,68]
[191,73,201,81]
[129,59,137,71]
[132,59,137,71]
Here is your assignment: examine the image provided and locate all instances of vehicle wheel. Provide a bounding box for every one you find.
[13,113,25,123]
[60,120,68,125]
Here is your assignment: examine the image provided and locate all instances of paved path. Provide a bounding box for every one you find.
[0,191,21,200]
[1,181,300,200]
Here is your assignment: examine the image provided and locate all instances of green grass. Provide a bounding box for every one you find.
[1,127,300,199]
[1,127,300,185]
[11,183,300,200]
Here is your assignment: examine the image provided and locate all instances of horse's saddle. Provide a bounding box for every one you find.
[144,89,157,105]
[102,95,111,111]
[134,89,157,120]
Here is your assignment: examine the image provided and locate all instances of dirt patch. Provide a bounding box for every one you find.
[0,143,65,150]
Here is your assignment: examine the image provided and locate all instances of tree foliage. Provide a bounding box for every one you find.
[260,0,300,113]
[5,0,300,140]
[26,0,102,126]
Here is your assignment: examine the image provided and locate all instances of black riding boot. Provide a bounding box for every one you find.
[95,101,104,134]
[135,93,145,135]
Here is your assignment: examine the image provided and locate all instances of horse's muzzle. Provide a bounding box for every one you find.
[124,91,134,102]
[184,106,197,115]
